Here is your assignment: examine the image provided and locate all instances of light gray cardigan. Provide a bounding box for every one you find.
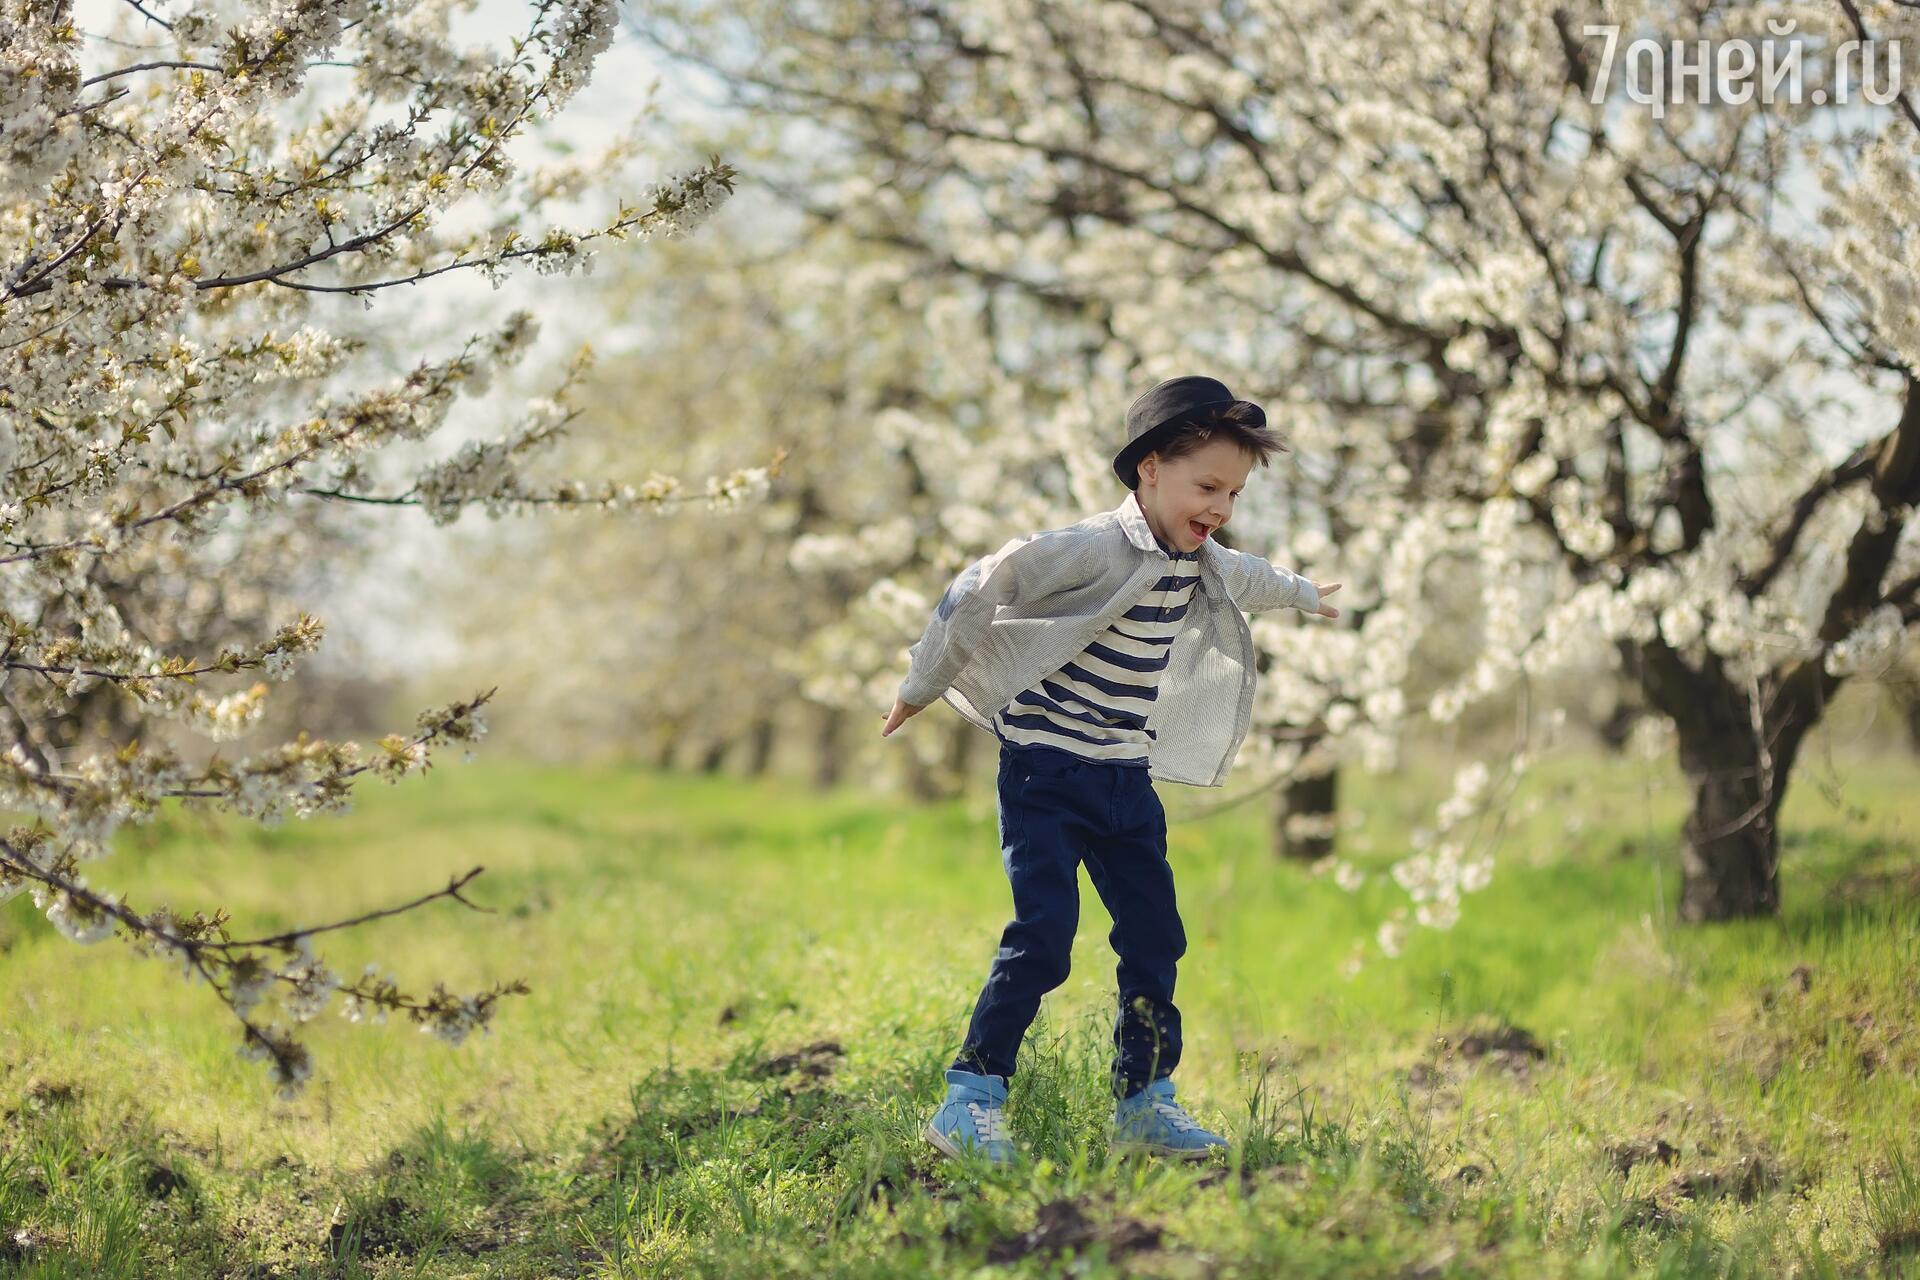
[898,490,1321,787]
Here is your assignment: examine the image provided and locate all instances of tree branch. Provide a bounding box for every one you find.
[1817,376,1920,645]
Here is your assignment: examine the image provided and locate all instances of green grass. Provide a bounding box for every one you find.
[1,743,1917,1277]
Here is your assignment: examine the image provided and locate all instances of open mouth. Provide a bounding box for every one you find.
[1189,520,1212,539]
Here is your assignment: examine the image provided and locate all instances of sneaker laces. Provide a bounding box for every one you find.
[965,1100,1010,1143]
[1147,1097,1201,1134]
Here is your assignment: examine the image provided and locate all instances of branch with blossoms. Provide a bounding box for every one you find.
[2,330,784,562]
[0,688,496,822]
[3,161,739,303]
[0,685,533,1096]
[0,612,327,740]
[638,0,1920,934]
[0,0,760,1094]
[0,837,528,1100]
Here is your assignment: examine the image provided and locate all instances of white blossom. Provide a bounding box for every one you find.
[0,0,734,1097]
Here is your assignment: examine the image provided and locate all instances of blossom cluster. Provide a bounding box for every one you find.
[672,0,1920,947]
[0,0,745,1096]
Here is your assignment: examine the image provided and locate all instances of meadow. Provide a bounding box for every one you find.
[2,739,1917,1278]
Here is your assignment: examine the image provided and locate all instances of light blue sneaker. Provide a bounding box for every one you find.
[1111,1078,1227,1159]
[922,1068,1018,1167]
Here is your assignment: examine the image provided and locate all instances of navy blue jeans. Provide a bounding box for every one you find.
[950,744,1187,1100]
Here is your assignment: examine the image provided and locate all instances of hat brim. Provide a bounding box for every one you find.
[1111,399,1270,489]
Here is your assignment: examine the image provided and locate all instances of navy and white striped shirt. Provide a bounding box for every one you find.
[990,530,1201,766]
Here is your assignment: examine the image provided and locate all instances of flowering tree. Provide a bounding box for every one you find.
[437,159,1089,795]
[448,52,1160,797]
[636,0,1920,943]
[0,1,775,1096]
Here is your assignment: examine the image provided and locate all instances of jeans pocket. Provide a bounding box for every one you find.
[1025,748,1086,779]
[1004,754,1074,817]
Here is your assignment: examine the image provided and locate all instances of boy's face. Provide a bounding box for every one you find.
[1136,437,1255,552]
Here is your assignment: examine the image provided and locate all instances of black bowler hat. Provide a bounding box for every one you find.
[1112,375,1274,489]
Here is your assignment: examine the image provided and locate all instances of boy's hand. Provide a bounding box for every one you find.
[879,696,927,737]
[1309,581,1341,619]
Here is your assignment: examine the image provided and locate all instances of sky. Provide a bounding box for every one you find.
[63,3,1912,686]
[73,1,757,682]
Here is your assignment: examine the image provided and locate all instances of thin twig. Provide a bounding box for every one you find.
[202,866,496,952]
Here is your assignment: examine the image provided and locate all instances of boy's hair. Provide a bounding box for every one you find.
[1145,401,1290,476]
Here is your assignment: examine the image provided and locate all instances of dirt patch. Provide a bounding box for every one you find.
[1880,1227,1920,1261]
[326,1193,416,1259]
[1618,1194,1683,1232]
[1605,1136,1679,1176]
[153,1125,217,1163]
[749,1039,843,1080]
[980,1197,1162,1264]
[1832,854,1920,907]
[4,1077,81,1122]
[716,994,801,1027]
[1606,1103,1800,1219]
[142,1161,190,1198]
[1450,1025,1547,1069]
[1195,1161,1308,1194]
[1663,1151,1781,1204]
[1,1224,75,1267]
[1404,1022,1549,1092]
[26,1078,79,1106]
[869,1166,956,1211]
[1722,965,1916,1090]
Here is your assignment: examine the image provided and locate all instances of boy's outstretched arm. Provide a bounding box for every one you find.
[1211,543,1340,617]
[881,529,1081,737]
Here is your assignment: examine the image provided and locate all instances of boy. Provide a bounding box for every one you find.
[880,375,1340,1166]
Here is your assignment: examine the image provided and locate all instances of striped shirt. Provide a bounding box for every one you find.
[897,489,1323,787]
[990,531,1201,766]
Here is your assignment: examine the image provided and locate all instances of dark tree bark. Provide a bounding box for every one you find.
[624,6,1920,923]
[901,736,941,802]
[1906,683,1920,755]
[812,702,845,790]
[653,717,683,770]
[899,714,973,801]
[944,716,976,791]
[1278,761,1338,862]
[1615,378,1920,920]
[745,715,775,776]
[1595,699,1644,753]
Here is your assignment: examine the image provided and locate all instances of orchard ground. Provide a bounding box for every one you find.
[2,740,1917,1278]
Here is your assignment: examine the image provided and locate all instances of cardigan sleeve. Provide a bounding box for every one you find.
[898,531,1070,707]
[1208,543,1320,614]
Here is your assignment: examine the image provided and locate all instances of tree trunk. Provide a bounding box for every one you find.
[652,714,687,771]
[1677,756,1783,920]
[1892,656,1920,754]
[901,739,942,802]
[1634,637,1827,922]
[1595,699,1642,753]
[813,704,845,790]
[945,717,977,791]
[698,738,728,774]
[745,715,775,777]
[1277,763,1338,862]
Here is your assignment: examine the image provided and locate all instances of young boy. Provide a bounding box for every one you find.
[880,375,1340,1166]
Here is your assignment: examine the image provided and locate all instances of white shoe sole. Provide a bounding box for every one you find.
[923,1120,1018,1166]
[922,1121,967,1161]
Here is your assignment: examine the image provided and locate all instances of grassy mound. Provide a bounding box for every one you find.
[2,747,1915,1277]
